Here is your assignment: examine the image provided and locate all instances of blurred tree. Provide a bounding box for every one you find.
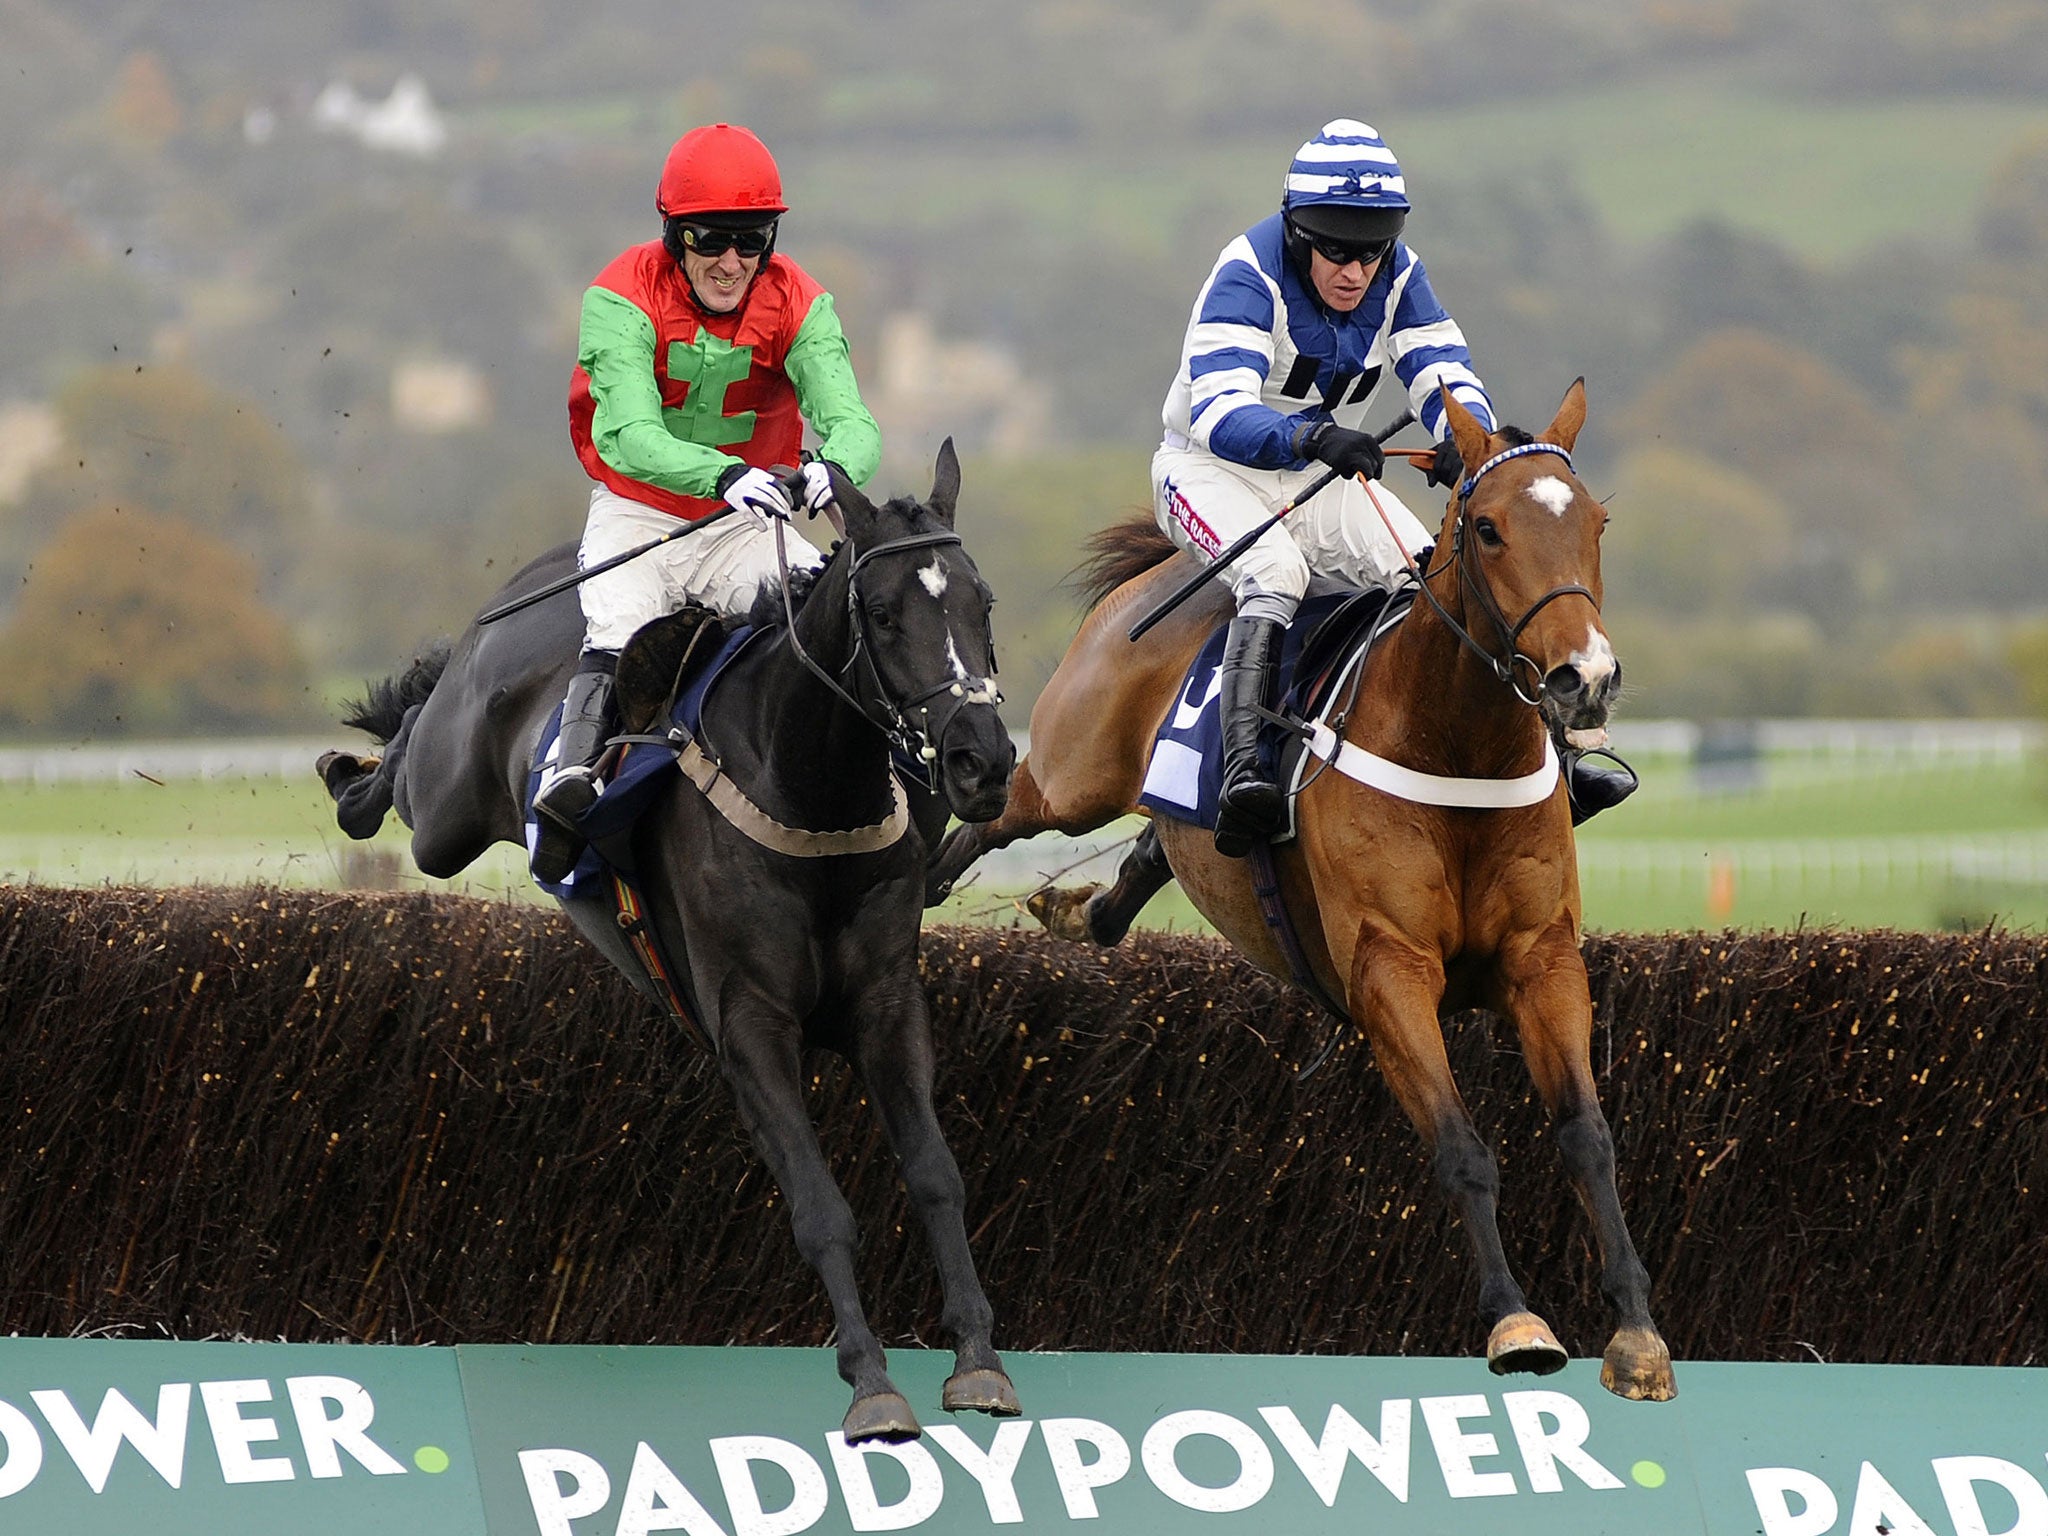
[1619,329,1912,627]
[2009,620,2048,719]
[0,504,311,737]
[106,51,183,147]
[1603,445,1792,617]
[6,363,314,596]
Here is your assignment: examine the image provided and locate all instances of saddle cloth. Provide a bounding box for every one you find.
[1137,585,1411,841]
[522,623,760,898]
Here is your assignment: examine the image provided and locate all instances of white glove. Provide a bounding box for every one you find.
[719,465,793,529]
[798,460,838,517]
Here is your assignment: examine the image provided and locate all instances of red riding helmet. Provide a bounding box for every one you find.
[656,124,788,220]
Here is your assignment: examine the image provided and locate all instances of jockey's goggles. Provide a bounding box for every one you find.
[678,221,776,258]
[1301,229,1393,269]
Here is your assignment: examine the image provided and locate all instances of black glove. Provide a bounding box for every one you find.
[1294,420,1385,481]
[1425,437,1464,489]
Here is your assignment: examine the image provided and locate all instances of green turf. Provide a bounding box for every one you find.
[784,83,2048,262]
[4,752,2044,933]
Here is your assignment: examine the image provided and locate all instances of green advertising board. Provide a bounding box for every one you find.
[1,1339,2043,1535]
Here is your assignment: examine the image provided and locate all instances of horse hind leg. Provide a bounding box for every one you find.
[1027,820,1172,946]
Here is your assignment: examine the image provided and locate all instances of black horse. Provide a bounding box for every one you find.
[318,445,1019,1440]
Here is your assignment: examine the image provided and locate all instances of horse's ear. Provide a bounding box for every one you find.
[1542,377,1587,454]
[1441,386,1492,482]
[928,436,961,528]
[828,463,879,540]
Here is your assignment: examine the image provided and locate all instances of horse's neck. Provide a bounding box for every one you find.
[1364,581,1548,777]
[712,559,894,827]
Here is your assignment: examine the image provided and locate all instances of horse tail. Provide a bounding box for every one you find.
[1074,515,1179,609]
[342,640,451,744]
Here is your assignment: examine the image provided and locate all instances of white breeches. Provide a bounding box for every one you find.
[1151,444,1436,615]
[576,485,825,653]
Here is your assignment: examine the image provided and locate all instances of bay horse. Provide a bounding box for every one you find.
[318,447,1021,1440]
[927,382,1677,1400]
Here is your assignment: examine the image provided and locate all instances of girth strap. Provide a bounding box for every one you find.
[1245,839,1352,1082]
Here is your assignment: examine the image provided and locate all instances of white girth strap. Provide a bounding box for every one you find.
[676,738,910,856]
[1304,723,1560,809]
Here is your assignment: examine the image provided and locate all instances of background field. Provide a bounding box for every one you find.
[6,725,2044,933]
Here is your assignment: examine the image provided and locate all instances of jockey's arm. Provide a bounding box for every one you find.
[578,286,735,498]
[1384,253,1497,444]
[783,291,882,486]
[1185,254,1319,472]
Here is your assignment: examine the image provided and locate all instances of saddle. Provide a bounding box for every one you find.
[1137,584,1411,841]
[522,606,756,899]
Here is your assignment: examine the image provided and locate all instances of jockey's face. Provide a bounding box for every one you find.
[681,242,762,314]
[1309,247,1380,313]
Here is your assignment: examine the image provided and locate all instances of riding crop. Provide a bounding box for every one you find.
[475,506,741,625]
[475,467,816,626]
[1126,409,1429,643]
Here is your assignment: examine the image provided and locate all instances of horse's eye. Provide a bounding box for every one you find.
[866,603,895,630]
[1475,517,1504,547]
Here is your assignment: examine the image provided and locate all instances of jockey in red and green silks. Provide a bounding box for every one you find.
[533,122,882,882]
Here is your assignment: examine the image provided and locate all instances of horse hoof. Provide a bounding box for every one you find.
[843,1391,921,1443]
[1026,884,1100,943]
[1600,1327,1677,1401]
[316,751,376,797]
[1486,1312,1569,1376]
[942,1367,1020,1418]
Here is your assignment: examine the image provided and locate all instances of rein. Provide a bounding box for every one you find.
[1371,441,1598,708]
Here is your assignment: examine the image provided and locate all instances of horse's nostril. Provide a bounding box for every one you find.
[1546,665,1585,700]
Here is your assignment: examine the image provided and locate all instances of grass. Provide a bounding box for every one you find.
[785,81,2048,263]
[5,750,2043,934]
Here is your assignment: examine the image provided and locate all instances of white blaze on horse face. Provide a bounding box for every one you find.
[946,634,971,681]
[919,559,948,599]
[1570,627,1618,694]
[1527,476,1574,517]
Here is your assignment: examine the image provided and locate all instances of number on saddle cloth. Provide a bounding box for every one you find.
[1136,586,1404,837]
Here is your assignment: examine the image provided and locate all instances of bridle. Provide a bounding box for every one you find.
[1391,441,1600,708]
[775,518,1002,789]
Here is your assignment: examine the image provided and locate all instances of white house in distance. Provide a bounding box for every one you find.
[309,74,447,158]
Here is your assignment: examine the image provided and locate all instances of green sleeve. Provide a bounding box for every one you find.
[579,286,732,498]
[785,291,883,486]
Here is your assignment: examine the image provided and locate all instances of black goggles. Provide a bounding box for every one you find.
[678,221,775,258]
[1302,230,1393,268]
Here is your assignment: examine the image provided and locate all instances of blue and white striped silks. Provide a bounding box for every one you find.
[1161,214,1496,471]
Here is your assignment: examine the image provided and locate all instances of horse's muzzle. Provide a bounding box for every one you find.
[1541,656,1621,732]
[941,713,1015,823]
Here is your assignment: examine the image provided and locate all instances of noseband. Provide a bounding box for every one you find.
[777,523,1002,788]
[1410,442,1599,708]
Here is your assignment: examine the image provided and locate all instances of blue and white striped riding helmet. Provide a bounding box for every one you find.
[1282,119,1409,245]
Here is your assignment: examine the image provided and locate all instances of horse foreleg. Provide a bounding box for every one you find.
[1352,934,1567,1376]
[1498,926,1676,1401]
[716,1009,918,1441]
[925,753,1057,907]
[854,977,1019,1420]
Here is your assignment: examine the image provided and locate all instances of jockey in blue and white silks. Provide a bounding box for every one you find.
[1152,118,1499,857]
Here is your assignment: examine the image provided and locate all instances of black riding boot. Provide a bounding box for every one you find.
[1213,614,1287,859]
[1564,745,1639,826]
[532,659,617,883]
